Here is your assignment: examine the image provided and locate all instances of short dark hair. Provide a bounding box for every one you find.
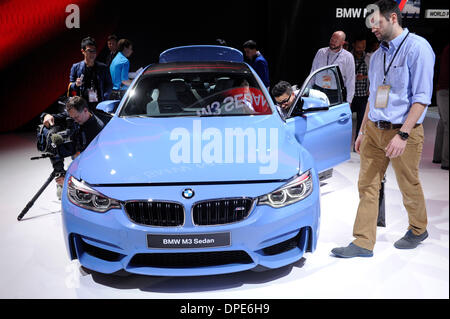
[81,36,96,50]
[352,31,367,43]
[243,40,257,50]
[107,34,118,41]
[353,37,367,44]
[66,96,88,113]
[271,81,293,98]
[374,0,402,26]
[118,38,132,52]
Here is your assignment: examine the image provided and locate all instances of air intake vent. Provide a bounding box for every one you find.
[125,201,184,226]
[129,251,253,268]
[81,240,123,262]
[192,198,254,226]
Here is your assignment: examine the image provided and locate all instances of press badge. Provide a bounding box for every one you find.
[375,85,390,109]
[88,88,98,102]
[322,75,332,89]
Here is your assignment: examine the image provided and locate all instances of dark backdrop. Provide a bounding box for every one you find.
[1,0,448,132]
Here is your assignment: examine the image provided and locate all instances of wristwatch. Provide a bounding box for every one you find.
[397,131,409,141]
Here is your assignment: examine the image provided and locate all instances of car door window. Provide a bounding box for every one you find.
[305,67,343,106]
[288,65,345,117]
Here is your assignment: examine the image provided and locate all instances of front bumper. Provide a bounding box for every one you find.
[61,178,320,277]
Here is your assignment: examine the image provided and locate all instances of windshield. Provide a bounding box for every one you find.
[119,62,272,117]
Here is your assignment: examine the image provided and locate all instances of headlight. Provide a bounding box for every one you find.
[67,176,121,213]
[257,170,313,208]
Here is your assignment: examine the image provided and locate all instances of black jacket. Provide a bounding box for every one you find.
[40,111,105,153]
[76,113,105,152]
[69,60,113,102]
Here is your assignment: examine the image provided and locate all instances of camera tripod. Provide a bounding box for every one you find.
[377,175,386,227]
[17,154,65,221]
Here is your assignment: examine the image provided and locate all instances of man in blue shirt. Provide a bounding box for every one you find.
[110,38,134,99]
[332,0,435,258]
[243,40,270,89]
[69,37,112,111]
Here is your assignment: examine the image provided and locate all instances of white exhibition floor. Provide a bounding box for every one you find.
[0,109,448,299]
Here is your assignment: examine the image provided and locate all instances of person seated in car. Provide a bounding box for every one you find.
[271,81,299,117]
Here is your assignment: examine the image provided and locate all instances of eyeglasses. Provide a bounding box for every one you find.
[85,49,97,54]
[275,94,291,106]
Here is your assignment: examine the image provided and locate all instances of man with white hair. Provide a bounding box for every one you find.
[310,31,355,104]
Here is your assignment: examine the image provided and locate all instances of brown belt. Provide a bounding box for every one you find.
[372,120,420,130]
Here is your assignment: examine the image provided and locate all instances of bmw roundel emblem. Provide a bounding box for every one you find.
[182,188,195,199]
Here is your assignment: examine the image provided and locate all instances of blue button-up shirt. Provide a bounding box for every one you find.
[368,28,435,124]
[110,52,130,90]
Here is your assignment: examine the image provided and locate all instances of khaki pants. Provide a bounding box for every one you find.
[353,120,428,251]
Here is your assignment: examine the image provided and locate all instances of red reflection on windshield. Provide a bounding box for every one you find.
[224,87,272,115]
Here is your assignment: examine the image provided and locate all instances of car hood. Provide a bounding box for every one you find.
[75,115,301,184]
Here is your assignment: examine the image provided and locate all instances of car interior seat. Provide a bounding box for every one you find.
[171,79,199,107]
[212,77,234,94]
[146,88,160,115]
[147,81,184,114]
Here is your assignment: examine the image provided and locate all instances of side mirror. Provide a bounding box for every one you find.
[299,88,330,114]
[301,97,330,114]
[290,91,330,117]
[96,100,120,114]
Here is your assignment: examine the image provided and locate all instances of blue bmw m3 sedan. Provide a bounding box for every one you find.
[61,45,351,276]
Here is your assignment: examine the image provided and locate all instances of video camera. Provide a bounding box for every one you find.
[17,117,81,221]
[35,117,80,159]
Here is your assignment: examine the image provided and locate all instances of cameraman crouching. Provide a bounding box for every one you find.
[42,96,105,199]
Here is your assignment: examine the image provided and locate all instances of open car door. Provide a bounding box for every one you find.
[286,64,352,173]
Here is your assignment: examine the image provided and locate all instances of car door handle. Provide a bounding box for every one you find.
[338,113,351,124]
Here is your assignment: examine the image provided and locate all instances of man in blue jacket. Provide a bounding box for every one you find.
[243,40,270,89]
[69,37,113,111]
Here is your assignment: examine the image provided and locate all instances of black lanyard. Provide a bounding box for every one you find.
[383,31,410,84]
[327,49,342,65]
